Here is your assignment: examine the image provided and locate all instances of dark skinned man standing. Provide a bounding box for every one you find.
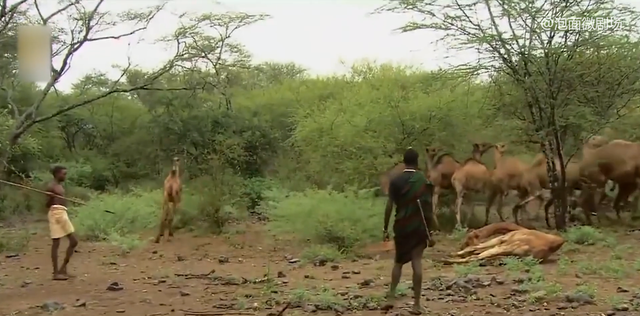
[382,148,436,314]
[46,165,78,281]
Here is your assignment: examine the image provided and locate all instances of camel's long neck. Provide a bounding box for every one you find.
[493,149,503,167]
[426,155,436,171]
[171,164,179,177]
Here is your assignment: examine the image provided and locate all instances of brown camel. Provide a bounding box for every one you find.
[450,142,494,228]
[425,146,461,217]
[460,222,528,249]
[484,143,530,225]
[155,157,182,243]
[578,139,640,223]
[513,136,611,227]
[379,162,406,196]
[441,229,565,263]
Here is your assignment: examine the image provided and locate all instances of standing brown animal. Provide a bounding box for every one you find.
[484,143,530,225]
[514,136,610,227]
[425,146,460,219]
[155,157,182,243]
[451,142,494,228]
[578,139,640,223]
[380,163,406,196]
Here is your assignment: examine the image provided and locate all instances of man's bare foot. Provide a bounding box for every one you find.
[52,274,69,281]
[381,295,396,311]
[409,305,426,315]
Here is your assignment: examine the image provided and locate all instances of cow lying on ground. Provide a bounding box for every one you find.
[460,222,529,249]
[443,229,565,263]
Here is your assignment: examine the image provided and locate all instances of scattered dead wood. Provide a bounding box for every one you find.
[174,269,216,279]
[180,310,255,316]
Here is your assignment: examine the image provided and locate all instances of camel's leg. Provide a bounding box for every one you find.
[154,200,169,243]
[484,188,499,226]
[167,202,176,238]
[577,189,595,226]
[431,187,441,230]
[543,197,554,228]
[454,190,465,229]
[494,189,506,222]
[463,194,475,228]
[454,234,509,257]
[446,243,519,263]
[614,182,638,220]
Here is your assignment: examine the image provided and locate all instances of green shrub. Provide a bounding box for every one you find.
[73,189,162,241]
[175,173,247,234]
[267,189,385,252]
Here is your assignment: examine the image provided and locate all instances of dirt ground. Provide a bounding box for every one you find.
[1,221,639,316]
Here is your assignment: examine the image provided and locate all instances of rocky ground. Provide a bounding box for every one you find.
[1,222,639,316]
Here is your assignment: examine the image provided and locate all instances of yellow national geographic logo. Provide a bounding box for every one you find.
[17,25,52,83]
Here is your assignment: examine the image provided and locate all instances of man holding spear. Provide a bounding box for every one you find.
[46,165,78,281]
[382,148,436,314]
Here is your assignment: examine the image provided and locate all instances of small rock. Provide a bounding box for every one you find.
[511,286,528,294]
[313,256,328,267]
[613,304,629,312]
[5,253,19,258]
[41,301,64,312]
[303,274,314,279]
[21,280,32,288]
[359,279,374,286]
[106,282,124,291]
[352,270,361,274]
[116,309,125,313]
[564,293,594,305]
[73,299,87,308]
[556,303,569,310]
[218,255,229,264]
[176,255,186,262]
[490,276,505,285]
[179,290,190,297]
[330,264,340,271]
[616,286,629,293]
[303,304,317,313]
[287,258,300,264]
[341,275,351,279]
[277,271,286,278]
[606,311,616,316]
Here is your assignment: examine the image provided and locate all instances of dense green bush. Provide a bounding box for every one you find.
[267,189,385,252]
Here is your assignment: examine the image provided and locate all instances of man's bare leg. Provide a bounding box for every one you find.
[383,261,403,309]
[51,238,67,280]
[57,234,78,277]
[409,245,426,314]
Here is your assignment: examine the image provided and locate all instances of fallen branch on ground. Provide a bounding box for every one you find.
[180,310,255,316]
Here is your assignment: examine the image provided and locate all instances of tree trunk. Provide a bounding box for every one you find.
[540,140,567,230]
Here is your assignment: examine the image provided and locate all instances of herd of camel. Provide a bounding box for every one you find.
[380,135,640,229]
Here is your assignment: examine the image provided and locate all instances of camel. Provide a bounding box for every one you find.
[379,162,406,196]
[450,142,494,228]
[424,146,461,217]
[441,229,565,263]
[578,139,640,223]
[460,222,528,249]
[513,136,611,227]
[484,143,530,225]
[154,157,182,243]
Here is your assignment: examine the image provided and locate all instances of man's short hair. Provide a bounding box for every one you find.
[51,165,66,176]
[403,148,419,166]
